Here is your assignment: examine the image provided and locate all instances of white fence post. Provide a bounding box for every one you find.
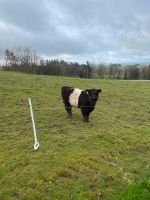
[28,98,40,150]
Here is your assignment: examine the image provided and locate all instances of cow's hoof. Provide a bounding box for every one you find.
[67,115,72,119]
[82,119,89,123]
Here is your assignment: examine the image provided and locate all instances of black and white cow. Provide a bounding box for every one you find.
[61,86,102,122]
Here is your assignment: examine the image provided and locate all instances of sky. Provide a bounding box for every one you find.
[0,0,150,64]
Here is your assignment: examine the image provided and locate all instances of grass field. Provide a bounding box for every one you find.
[0,71,150,200]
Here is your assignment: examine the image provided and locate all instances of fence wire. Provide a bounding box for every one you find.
[0,97,122,138]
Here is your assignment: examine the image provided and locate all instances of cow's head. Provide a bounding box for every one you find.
[86,89,102,101]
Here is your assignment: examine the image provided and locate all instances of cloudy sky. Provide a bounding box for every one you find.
[0,0,150,63]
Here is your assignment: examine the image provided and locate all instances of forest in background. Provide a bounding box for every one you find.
[0,47,150,80]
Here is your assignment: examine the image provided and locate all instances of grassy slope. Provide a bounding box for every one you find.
[0,71,150,200]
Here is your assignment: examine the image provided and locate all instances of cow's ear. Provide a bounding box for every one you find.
[98,89,102,93]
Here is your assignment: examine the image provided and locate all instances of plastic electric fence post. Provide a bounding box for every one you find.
[28,98,40,150]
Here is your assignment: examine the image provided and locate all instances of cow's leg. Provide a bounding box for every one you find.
[81,108,90,122]
[64,102,72,118]
[83,114,89,122]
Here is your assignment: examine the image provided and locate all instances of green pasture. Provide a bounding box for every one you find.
[0,71,150,199]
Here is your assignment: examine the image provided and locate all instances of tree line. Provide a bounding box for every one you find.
[0,47,150,80]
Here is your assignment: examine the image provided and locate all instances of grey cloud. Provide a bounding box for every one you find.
[0,0,50,32]
[0,0,150,63]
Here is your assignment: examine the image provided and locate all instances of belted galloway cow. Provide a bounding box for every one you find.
[61,86,102,122]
